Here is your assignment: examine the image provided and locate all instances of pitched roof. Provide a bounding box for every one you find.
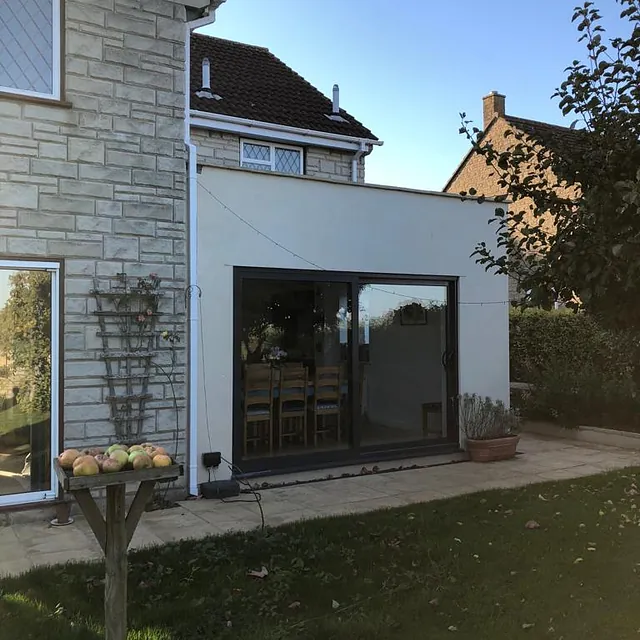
[442,114,588,192]
[504,115,589,156]
[190,34,378,141]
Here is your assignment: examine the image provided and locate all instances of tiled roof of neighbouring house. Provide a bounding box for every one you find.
[190,34,378,141]
[504,115,590,156]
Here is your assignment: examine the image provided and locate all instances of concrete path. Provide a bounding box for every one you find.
[2,433,640,577]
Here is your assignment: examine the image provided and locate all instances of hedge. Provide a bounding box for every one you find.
[509,308,640,428]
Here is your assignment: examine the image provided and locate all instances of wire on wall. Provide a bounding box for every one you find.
[197,180,512,306]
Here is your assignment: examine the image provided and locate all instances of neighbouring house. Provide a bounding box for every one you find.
[443,91,582,301]
[0,0,508,508]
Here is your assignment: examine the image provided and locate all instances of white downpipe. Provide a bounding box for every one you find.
[352,141,367,183]
[185,21,199,497]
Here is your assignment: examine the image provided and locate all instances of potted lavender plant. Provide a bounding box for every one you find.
[460,393,520,462]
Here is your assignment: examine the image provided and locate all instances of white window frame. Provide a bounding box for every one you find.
[0,0,62,101]
[0,259,60,507]
[240,139,304,175]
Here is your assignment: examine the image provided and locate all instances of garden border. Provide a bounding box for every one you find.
[523,421,640,451]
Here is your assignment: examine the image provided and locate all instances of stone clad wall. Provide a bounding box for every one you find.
[191,128,366,182]
[0,0,189,461]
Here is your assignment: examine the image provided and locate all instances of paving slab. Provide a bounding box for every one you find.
[1,433,640,575]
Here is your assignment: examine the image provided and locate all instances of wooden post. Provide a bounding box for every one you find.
[105,484,127,640]
[52,461,182,640]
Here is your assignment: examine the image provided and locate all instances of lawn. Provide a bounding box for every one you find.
[3,469,640,639]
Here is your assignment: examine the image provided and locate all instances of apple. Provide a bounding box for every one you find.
[106,444,127,456]
[128,445,144,453]
[109,449,129,468]
[102,458,122,473]
[73,457,99,476]
[73,455,95,470]
[58,449,81,470]
[94,454,107,471]
[128,450,146,464]
[152,454,172,468]
[150,447,167,459]
[132,454,153,470]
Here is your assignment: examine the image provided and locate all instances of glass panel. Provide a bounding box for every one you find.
[0,0,54,94]
[0,269,52,498]
[274,148,301,174]
[358,283,448,446]
[243,143,270,162]
[239,279,352,460]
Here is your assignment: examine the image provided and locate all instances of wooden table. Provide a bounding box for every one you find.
[54,460,183,640]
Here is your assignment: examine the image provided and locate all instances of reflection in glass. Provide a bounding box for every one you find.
[239,279,351,458]
[0,270,52,497]
[359,283,448,446]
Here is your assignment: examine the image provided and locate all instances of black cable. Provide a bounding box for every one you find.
[197,180,511,306]
[207,459,265,532]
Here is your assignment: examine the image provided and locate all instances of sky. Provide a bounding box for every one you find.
[202,0,625,191]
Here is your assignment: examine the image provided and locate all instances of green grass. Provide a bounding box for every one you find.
[3,469,640,639]
[0,405,49,436]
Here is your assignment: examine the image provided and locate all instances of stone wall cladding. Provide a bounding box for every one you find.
[0,0,189,464]
[192,128,366,182]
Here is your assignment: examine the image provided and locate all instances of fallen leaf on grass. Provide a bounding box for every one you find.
[448,625,458,632]
[288,601,301,609]
[248,566,269,579]
[332,600,340,610]
[587,547,596,552]
[525,520,540,530]
[538,494,548,501]
[574,557,584,564]
[429,598,439,606]
[522,623,535,630]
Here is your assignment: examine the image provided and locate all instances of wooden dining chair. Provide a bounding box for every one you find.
[313,365,342,446]
[243,364,274,455]
[278,365,308,449]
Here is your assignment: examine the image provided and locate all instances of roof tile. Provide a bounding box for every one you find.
[190,34,377,141]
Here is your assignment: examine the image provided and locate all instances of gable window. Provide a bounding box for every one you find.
[241,140,303,175]
[0,0,61,100]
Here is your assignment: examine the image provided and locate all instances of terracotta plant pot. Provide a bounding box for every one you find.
[466,434,520,462]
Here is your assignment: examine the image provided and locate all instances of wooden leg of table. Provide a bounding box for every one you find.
[126,480,155,547]
[74,489,106,553]
[105,483,127,640]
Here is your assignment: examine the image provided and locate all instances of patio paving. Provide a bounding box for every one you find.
[2,432,640,576]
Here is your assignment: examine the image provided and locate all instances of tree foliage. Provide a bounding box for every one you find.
[0,271,52,413]
[460,0,640,329]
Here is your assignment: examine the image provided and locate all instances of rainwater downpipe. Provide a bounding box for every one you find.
[185,19,203,497]
[352,141,367,183]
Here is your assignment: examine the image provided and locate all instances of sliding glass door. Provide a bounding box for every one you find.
[0,262,59,506]
[358,283,450,448]
[238,277,353,460]
[234,269,457,471]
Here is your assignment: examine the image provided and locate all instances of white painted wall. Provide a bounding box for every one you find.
[196,167,509,483]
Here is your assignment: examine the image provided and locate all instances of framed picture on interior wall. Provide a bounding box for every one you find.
[399,302,428,326]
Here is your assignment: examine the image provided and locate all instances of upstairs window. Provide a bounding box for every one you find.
[0,0,61,100]
[241,140,303,176]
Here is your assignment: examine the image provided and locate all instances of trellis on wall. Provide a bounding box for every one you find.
[91,273,163,442]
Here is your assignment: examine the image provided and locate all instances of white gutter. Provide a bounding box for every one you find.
[190,110,383,153]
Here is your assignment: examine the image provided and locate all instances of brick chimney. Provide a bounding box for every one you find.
[483,91,505,129]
